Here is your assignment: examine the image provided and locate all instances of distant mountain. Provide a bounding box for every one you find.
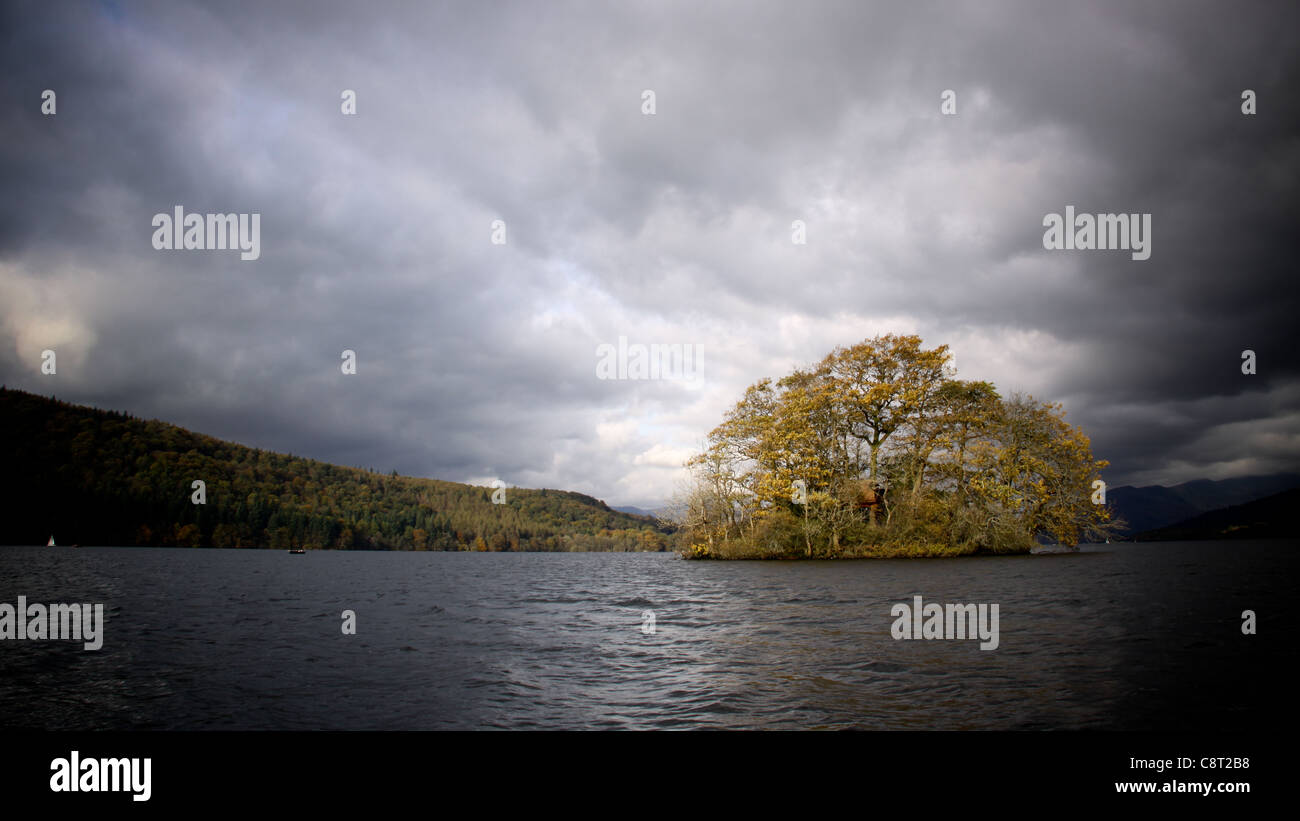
[1108,473,1300,536]
[1134,488,1300,541]
[0,388,675,551]
[613,505,659,519]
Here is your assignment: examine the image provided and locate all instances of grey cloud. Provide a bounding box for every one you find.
[1,0,1296,506]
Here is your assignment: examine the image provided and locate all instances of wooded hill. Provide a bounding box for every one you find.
[0,388,673,551]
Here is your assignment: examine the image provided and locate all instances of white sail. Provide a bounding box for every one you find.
[47,535,55,546]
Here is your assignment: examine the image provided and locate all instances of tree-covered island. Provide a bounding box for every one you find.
[674,334,1121,559]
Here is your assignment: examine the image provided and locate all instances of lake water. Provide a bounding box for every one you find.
[0,541,1292,730]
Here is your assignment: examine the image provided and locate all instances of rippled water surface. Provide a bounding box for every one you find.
[1,542,1292,730]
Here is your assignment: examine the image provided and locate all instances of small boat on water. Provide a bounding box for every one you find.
[47,535,55,547]
[288,547,306,554]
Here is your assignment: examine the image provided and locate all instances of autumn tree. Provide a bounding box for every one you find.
[816,335,949,523]
[965,395,1117,549]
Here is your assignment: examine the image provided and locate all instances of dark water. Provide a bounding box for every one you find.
[0,542,1293,730]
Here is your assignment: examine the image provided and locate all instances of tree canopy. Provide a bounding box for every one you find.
[674,334,1118,558]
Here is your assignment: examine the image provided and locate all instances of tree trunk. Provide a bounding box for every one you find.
[803,507,812,557]
[868,440,880,526]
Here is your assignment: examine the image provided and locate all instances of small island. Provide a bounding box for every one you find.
[673,334,1120,559]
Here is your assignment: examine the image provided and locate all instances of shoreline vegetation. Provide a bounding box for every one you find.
[670,334,1123,560]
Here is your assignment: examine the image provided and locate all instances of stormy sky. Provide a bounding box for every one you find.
[2,0,1297,507]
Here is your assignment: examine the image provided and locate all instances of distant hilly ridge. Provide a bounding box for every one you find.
[1107,473,1300,537]
[0,388,672,551]
[1133,488,1300,541]
[613,505,660,518]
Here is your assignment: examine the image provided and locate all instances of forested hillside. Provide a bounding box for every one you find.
[0,388,672,551]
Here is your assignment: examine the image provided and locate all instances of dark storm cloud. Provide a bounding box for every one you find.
[2,0,1296,504]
